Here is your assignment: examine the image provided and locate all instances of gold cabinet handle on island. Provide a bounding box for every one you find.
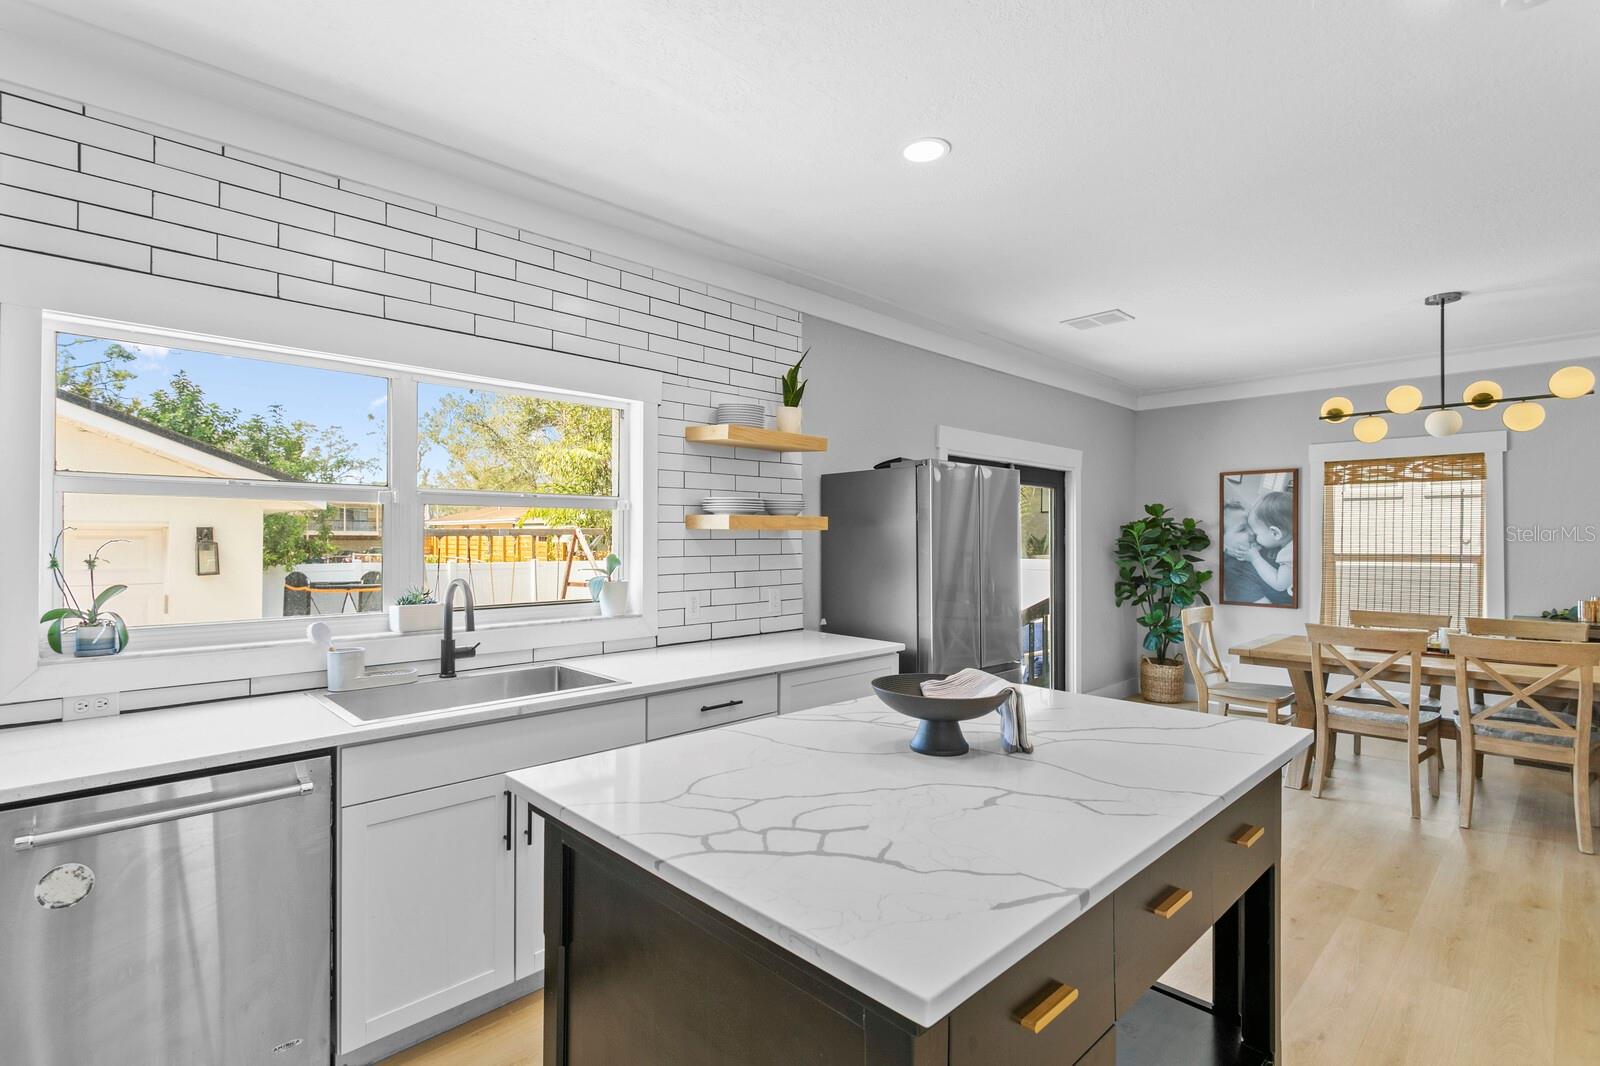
[1014,981,1079,1034]
[1232,824,1265,849]
[1150,886,1193,919]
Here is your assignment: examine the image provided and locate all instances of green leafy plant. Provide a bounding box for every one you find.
[781,350,808,408]
[395,586,437,606]
[1113,504,1213,665]
[40,530,130,654]
[1542,606,1579,621]
[586,554,623,601]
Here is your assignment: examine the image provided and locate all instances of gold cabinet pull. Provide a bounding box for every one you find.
[1150,887,1193,920]
[1231,824,1265,849]
[1014,981,1079,1034]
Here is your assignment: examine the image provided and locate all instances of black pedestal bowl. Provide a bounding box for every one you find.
[870,673,1009,757]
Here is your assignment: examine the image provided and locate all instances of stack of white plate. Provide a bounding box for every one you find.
[701,496,768,515]
[765,500,804,516]
[714,403,766,427]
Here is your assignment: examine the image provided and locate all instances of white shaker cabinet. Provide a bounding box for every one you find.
[339,775,516,1053]
[514,798,546,982]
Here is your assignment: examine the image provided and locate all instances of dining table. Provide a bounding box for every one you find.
[1228,632,1600,789]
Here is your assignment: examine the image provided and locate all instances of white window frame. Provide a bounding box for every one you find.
[1305,431,1506,626]
[0,270,658,705]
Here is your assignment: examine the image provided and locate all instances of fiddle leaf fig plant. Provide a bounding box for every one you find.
[586,553,622,601]
[1113,504,1213,665]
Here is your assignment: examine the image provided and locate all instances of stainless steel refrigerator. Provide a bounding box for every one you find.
[821,459,1021,678]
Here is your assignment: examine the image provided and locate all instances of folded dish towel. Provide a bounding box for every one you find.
[919,668,1033,754]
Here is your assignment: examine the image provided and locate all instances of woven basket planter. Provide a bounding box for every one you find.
[1139,657,1187,703]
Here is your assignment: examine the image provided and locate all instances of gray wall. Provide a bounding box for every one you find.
[1134,358,1600,683]
[800,317,1139,694]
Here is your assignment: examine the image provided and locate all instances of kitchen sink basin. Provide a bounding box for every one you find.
[322,663,622,723]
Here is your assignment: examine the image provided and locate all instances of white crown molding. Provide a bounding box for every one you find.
[1135,327,1600,411]
[0,2,1139,409]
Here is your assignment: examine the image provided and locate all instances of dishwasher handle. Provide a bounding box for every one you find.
[13,765,316,851]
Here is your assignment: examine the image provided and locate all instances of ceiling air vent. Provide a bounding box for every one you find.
[1061,308,1134,331]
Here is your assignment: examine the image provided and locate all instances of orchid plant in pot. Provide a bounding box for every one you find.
[776,350,807,434]
[587,554,628,617]
[41,531,130,657]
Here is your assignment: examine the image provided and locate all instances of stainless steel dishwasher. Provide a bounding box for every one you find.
[2,755,334,1065]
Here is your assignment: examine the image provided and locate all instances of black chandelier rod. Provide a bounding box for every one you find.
[1318,387,1594,423]
[1437,296,1446,409]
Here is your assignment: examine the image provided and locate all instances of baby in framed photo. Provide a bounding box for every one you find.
[1219,469,1298,608]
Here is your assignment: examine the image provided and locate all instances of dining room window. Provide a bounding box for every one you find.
[1320,452,1487,628]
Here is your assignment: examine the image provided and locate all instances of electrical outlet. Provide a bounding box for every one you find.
[685,591,705,624]
[764,588,783,616]
[66,692,120,720]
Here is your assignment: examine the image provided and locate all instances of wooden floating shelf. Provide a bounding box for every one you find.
[684,514,829,532]
[684,424,828,453]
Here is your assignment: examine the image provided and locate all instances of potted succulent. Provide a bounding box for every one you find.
[776,350,807,434]
[1113,504,1213,703]
[41,532,130,657]
[587,554,628,617]
[388,586,444,633]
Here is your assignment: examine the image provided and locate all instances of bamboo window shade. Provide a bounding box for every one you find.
[1320,452,1487,629]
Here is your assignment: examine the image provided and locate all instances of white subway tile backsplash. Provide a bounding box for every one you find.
[153,248,276,294]
[4,79,805,651]
[221,184,333,233]
[2,155,152,215]
[81,204,216,257]
[3,93,153,158]
[1,122,78,168]
[1,214,150,270]
[156,139,278,193]
[1,184,75,226]
[154,192,275,243]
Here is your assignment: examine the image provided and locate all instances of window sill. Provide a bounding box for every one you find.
[13,611,655,704]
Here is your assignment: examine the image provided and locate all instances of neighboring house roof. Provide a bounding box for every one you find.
[425,505,547,529]
[56,389,294,481]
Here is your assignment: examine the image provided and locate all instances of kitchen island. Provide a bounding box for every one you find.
[507,688,1311,1065]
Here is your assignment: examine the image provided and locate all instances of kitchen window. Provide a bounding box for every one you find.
[1319,452,1487,628]
[44,315,631,649]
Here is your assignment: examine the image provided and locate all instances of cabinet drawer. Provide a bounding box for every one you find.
[778,653,901,713]
[1208,776,1280,917]
[950,898,1113,1066]
[646,675,778,740]
[1075,1026,1115,1066]
[1112,831,1213,1017]
[341,698,646,805]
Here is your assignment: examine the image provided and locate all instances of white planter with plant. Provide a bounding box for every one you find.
[388,586,444,633]
[41,532,130,657]
[588,554,628,617]
[776,350,807,434]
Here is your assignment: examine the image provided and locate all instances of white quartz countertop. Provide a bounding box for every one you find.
[0,632,899,806]
[507,689,1311,1028]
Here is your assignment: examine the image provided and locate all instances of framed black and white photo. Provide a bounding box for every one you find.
[1218,468,1298,609]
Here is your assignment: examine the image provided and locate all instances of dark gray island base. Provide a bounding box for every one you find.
[538,774,1281,1066]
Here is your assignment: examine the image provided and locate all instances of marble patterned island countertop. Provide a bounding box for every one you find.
[507,687,1311,1028]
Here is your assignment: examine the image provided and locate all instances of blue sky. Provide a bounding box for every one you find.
[59,333,389,478]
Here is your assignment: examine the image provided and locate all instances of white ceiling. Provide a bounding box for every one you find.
[16,0,1600,398]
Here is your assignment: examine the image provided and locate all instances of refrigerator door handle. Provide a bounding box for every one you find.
[13,768,315,851]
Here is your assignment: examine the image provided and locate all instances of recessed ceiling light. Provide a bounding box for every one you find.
[902,138,951,163]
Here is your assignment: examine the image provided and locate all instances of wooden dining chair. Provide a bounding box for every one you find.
[1307,624,1445,819]
[1465,616,1591,642]
[1451,633,1600,854]
[1345,611,1451,755]
[1180,606,1295,722]
[1349,610,1452,632]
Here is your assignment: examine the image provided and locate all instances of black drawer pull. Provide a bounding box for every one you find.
[526,802,535,845]
[503,790,513,852]
[700,699,745,713]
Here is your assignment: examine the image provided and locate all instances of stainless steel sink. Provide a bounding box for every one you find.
[322,664,621,723]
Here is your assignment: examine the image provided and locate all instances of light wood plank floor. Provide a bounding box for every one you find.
[384,735,1600,1066]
